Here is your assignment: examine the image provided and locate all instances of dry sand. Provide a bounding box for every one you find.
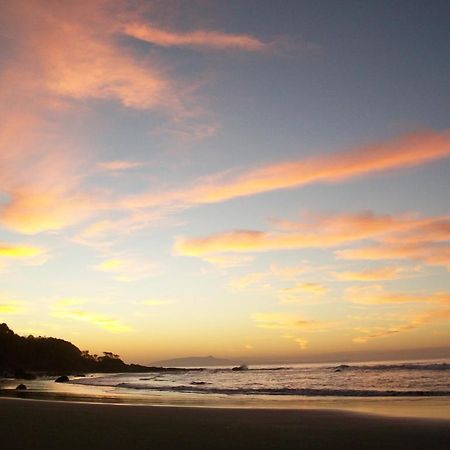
[1,397,449,449]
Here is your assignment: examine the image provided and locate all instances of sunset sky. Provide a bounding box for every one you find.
[1,0,449,364]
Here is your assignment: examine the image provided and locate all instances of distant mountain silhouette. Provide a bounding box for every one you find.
[149,355,241,367]
[0,323,152,377]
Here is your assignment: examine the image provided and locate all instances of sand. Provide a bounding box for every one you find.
[0,397,449,449]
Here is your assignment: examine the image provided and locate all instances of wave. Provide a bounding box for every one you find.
[332,363,450,372]
[112,383,450,397]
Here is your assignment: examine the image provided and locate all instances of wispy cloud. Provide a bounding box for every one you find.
[345,284,450,305]
[337,243,450,271]
[175,211,449,257]
[127,129,450,210]
[94,257,161,282]
[333,265,419,281]
[353,309,450,343]
[0,242,44,259]
[229,272,268,291]
[279,283,329,303]
[52,298,131,332]
[251,312,323,331]
[96,160,145,172]
[0,303,23,314]
[124,23,268,52]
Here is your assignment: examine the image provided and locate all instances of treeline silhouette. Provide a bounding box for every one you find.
[0,323,151,377]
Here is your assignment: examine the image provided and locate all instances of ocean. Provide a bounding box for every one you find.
[2,359,450,419]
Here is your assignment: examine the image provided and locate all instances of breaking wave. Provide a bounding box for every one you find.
[113,383,450,397]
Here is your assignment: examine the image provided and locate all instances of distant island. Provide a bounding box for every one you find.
[149,355,242,367]
[0,323,202,379]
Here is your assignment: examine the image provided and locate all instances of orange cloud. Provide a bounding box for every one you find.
[124,23,267,52]
[353,309,450,343]
[337,243,450,271]
[251,312,318,330]
[333,265,417,281]
[97,160,145,172]
[279,283,329,303]
[175,212,449,257]
[127,129,450,210]
[345,284,450,305]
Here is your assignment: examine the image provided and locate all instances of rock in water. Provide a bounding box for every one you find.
[55,375,69,383]
[16,384,27,390]
[232,365,248,371]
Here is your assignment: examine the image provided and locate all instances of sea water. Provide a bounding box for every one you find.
[2,359,450,419]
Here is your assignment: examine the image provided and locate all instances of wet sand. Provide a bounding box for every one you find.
[1,397,449,449]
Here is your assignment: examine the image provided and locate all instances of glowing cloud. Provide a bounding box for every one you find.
[0,303,22,314]
[124,23,267,52]
[295,338,308,349]
[229,272,267,291]
[97,160,145,172]
[128,129,450,210]
[353,309,450,343]
[279,283,329,303]
[94,257,161,282]
[175,212,450,257]
[52,299,131,333]
[337,243,450,271]
[333,265,417,281]
[0,243,43,259]
[251,312,318,330]
[345,285,450,305]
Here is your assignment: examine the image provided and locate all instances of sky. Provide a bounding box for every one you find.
[0,0,449,364]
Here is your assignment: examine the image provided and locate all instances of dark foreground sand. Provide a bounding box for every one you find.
[1,398,449,450]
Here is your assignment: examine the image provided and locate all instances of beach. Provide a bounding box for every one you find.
[1,398,449,450]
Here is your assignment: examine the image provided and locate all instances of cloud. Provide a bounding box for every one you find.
[97,160,145,172]
[345,284,450,305]
[229,272,267,291]
[94,257,161,282]
[333,265,418,281]
[353,309,450,343]
[0,303,23,314]
[200,254,255,269]
[0,242,44,259]
[124,23,267,52]
[251,312,320,330]
[175,211,449,257]
[337,243,450,271]
[270,264,306,280]
[0,0,196,236]
[127,129,450,210]
[279,283,329,303]
[294,338,308,349]
[52,298,131,332]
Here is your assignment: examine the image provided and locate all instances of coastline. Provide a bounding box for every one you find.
[1,397,449,450]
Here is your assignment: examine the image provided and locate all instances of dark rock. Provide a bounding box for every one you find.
[15,384,27,390]
[232,365,248,371]
[55,375,69,383]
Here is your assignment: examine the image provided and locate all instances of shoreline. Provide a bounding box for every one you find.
[1,397,449,449]
[2,381,450,420]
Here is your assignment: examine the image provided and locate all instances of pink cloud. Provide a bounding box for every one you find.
[124,23,267,52]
